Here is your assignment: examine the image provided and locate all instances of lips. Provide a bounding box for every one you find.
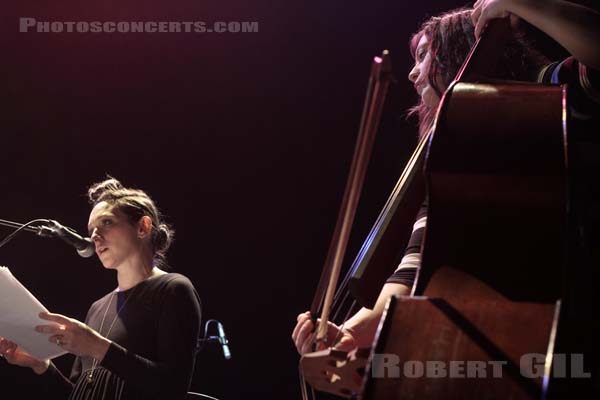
[415,84,424,95]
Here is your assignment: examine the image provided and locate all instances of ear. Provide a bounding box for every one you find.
[138,216,153,238]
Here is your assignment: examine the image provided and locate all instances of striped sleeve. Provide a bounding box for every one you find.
[538,57,600,120]
[385,202,428,288]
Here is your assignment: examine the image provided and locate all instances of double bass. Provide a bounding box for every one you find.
[300,18,570,399]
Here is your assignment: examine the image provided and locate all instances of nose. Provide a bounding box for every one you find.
[91,228,102,242]
[408,63,419,83]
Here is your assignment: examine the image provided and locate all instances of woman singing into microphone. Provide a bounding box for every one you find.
[0,177,202,400]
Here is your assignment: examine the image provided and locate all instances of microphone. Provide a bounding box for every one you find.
[217,321,232,360]
[198,320,232,360]
[38,220,95,258]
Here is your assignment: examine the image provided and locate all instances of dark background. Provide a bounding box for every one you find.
[0,0,588,398]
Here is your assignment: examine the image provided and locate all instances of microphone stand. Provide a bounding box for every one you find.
[0,218,92,257]
[197,319,232,360]
[0,218,48,234]
[0,218,57,249]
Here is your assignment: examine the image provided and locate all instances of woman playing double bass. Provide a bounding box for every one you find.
[293,0,599,365]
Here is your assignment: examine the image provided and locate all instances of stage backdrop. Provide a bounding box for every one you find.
[0,0,572,398]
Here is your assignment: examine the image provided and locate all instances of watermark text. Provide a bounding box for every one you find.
[19,18,259,34]
[372,353,592,379]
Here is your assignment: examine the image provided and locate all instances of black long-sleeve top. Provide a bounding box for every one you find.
[43,273,202,400]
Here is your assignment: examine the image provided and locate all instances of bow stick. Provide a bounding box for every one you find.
[309,50,393,347]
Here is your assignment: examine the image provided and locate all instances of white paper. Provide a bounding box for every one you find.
[0,266,68,360]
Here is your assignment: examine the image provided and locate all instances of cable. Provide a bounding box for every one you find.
[0,219,49,251]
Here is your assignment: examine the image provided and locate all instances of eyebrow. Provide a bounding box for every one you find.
[87,213,115,232]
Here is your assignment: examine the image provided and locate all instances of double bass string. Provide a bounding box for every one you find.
[326,54,434,331]
[332,125,433,314]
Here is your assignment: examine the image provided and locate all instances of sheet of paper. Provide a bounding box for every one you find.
[0,266,68,360]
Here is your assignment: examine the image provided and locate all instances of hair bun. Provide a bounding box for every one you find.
[155,223,174,254]
[87,176,174,270]
[88,177,124,204]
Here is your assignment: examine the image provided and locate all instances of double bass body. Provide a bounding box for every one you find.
[362,80,568,399]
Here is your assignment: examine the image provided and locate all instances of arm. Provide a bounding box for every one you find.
[0,337,49,374]
[294,204,426,354]
[100,277,201,398]
[0,338,73,396]
[293,283,410,354]
[473,0,600,69]
[340,282,411,348]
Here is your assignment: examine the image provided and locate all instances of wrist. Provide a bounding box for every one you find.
[31,359,50,375]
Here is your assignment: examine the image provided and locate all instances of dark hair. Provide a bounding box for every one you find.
[408,8,549,136]
[87,176,174,269]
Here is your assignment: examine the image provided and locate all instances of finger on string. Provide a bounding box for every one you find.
[333,334,355,352]
[329,321,345,345]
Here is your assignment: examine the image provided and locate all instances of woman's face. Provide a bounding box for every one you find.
[408,34,441,109]
[88,201,142,270]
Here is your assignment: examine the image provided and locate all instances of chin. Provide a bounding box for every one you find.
[422,88,440,109]
[99,260,118,270]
